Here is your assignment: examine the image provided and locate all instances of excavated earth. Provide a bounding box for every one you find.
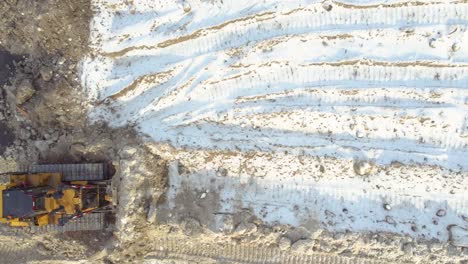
[0,0,467,264]
[0,0,165,262]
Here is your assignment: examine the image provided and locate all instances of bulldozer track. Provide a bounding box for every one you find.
[0,174,8,184]
[27,163,108,181]
[0,243,21,259]
[145,238,387,264]
[30,213,105,233]
[0,240,36,261]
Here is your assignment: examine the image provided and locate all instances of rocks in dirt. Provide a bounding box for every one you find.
[353,160,373,176]
[147,204,158,224]
[291,239,312,253]
[401,242,414,254]
[182,1,191,12]
[235,222,257,234]
[319,165,325,173]
[278,237,291,250]
[56,56,67,65]
[0,0,92,58]
[385,216,397,226]
[22,126,37,140]
[15,79,35,105]
[383,203,392,211]
[177,161,189,175]
[40,66,54,82]
[324,210,336,218]
[217,167,228,177]
[400,27,415,34]
[181,217,202,236]
[221,215,235,234]
[286,226,310,244]
[322,2,333,11]
[33,140,50,154]
[436,209,446,217]
[120,147,138,159]
[447,225,468,247]
[117,147,168,242]
[43,130,59,141]
[70,142,86,158]
[390,161,404,168]
[355,130,365,138]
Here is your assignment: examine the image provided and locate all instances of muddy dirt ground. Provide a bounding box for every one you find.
[0,1,467,264]
[0,1,173,262]
[0,0,163,262]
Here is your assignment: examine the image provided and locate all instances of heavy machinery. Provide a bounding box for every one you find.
[0,163,113,232]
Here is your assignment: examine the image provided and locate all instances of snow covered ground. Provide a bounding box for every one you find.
[82,0,468,245]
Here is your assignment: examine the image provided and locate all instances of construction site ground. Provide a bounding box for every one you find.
[0,0,467,263]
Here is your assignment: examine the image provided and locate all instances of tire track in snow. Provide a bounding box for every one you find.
[98,25,468,99]
[90,2,468,96]
[161,160,467,242]
[191,62,468,102]
[127,61,468,116]
[101,3,468,57]
[156,121,468,170]
[87,2,468,99]
[146,237,387,264]
[96,62,468,169]
[85,0,468,246]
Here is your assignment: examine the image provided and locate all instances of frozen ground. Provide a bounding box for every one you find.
[81,0,468,250]
[5,0,468,263]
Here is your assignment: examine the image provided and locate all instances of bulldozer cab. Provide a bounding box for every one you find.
[2,188,48,219]
[1,173,58,220]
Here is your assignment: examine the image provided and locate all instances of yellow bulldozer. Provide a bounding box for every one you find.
[0,163,113,232]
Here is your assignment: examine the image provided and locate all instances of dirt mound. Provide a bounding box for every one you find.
[0,0,91,58]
